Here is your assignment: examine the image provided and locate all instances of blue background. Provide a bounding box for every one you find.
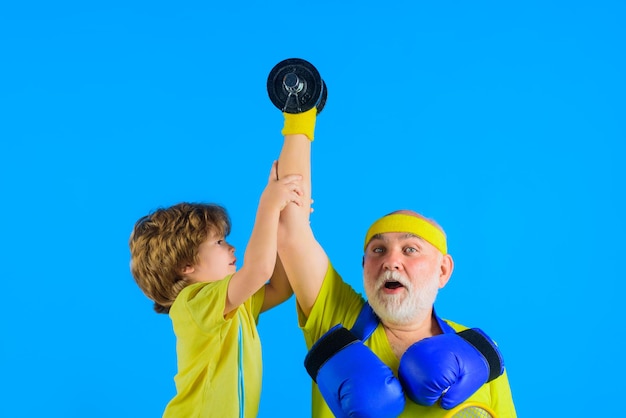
[1,1,624,417]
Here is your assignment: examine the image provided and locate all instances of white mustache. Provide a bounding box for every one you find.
[377,270,411,291]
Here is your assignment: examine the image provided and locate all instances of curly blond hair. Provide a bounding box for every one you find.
[129,203,231,314]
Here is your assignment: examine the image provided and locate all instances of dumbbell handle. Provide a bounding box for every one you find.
[283,72,304,94]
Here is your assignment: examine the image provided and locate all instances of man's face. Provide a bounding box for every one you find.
[363,232,446,326]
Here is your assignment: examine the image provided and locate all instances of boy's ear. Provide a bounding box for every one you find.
[181,265,194,275]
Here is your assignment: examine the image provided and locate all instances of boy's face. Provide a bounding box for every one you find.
[182,234,237,283]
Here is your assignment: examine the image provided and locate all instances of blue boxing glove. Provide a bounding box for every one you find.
[398,328,504,410]
[304,325,405,418]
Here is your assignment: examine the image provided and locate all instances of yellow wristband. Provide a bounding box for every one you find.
[281,107,317,141]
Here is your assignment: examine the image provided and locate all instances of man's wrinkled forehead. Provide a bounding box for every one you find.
[368,232,424,244]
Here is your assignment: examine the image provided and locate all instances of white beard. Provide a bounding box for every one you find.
[365,270,440,326]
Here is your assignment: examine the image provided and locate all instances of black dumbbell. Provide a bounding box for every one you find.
[267,58,327,114]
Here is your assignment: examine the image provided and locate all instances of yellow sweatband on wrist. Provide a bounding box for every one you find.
[364,214,448,254]
[281,107,317,141]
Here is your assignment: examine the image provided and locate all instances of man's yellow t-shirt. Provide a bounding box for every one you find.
[163,275,265,418]
[299,262,517,418]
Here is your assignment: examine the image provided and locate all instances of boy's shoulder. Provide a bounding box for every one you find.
[173,276,233,306]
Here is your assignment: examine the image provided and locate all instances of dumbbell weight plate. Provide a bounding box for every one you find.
[267,58,327,114]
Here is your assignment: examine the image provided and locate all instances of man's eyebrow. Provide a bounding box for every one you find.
[370,233,385,242]
[401,233,422,241]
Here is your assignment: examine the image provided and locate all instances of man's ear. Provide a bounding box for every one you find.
[438,254,454,288]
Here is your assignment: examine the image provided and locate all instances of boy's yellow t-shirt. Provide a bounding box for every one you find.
[163,275,265,418]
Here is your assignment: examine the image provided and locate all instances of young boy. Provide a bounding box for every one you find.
[129,161,302,417]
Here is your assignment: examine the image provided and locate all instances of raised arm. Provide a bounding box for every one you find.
[260,254,293,312]
[276,110,329,318]
[225,162,301,314]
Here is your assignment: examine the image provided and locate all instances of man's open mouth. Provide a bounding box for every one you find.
[384,281,404,290]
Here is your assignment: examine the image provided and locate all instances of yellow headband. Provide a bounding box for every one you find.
[364,213,447,254]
